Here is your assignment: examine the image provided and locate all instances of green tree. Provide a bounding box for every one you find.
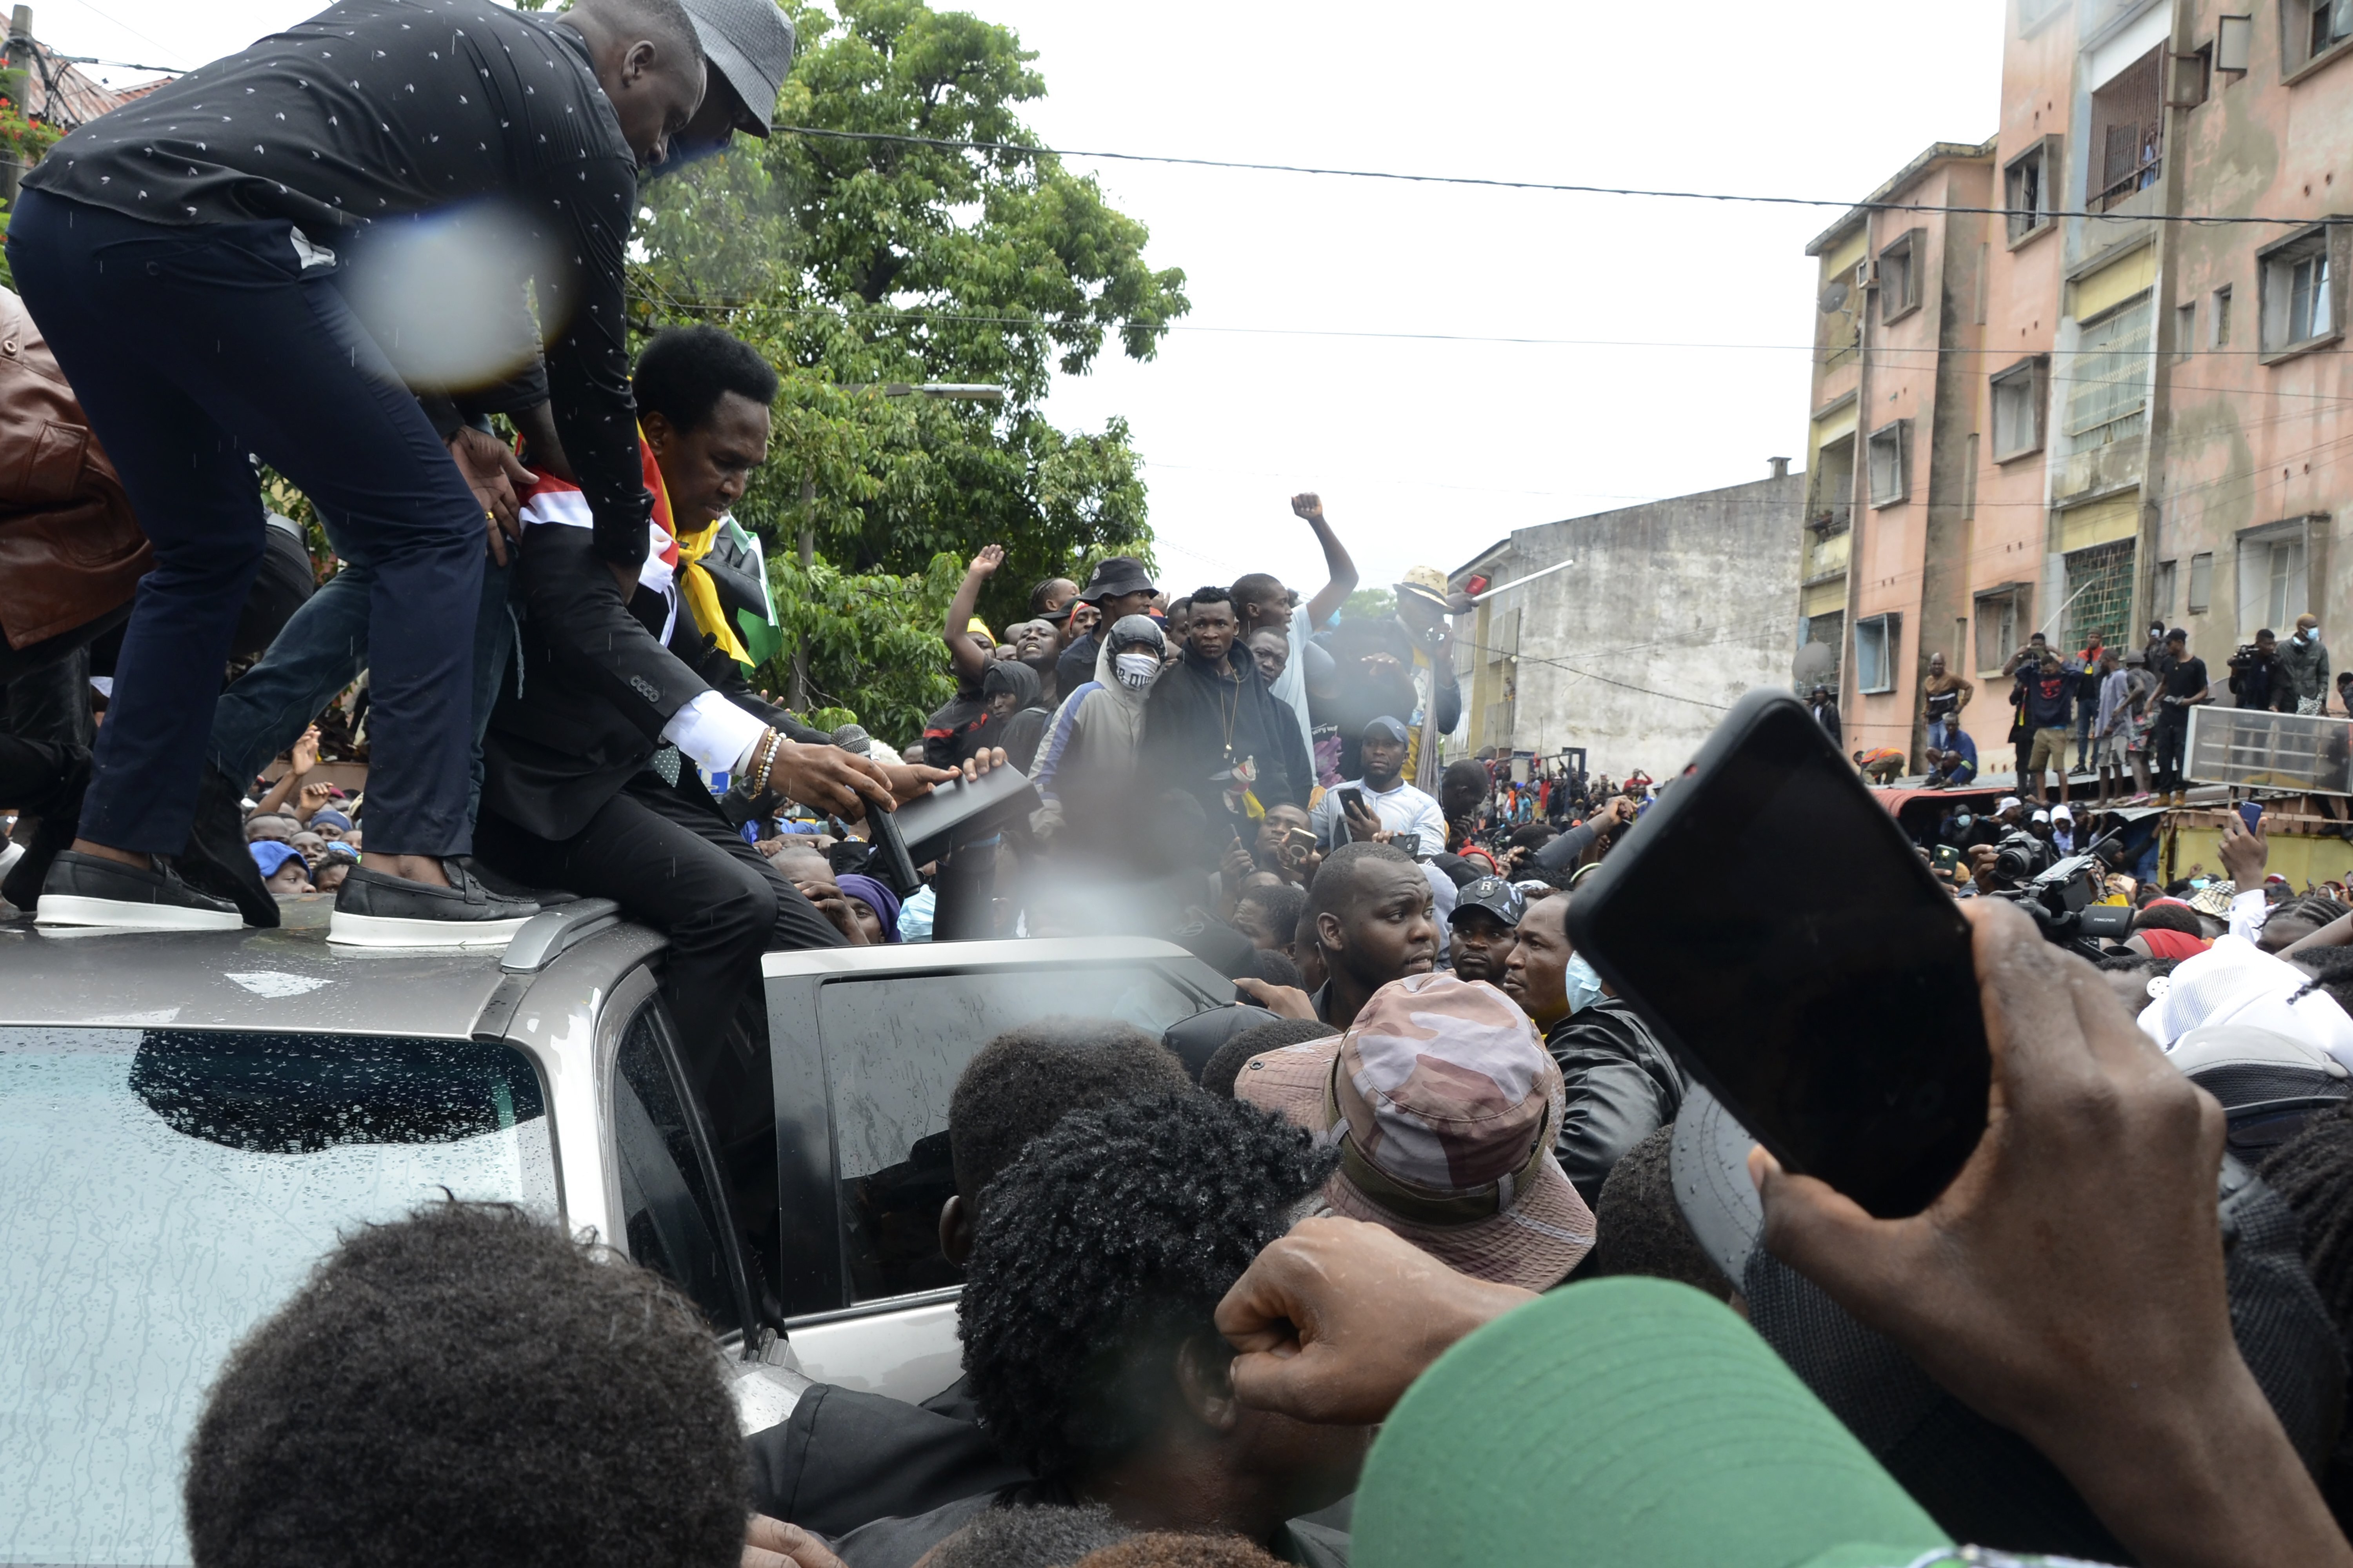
[632,0,1188,729]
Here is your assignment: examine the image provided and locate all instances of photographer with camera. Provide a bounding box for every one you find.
[2228,628,2295,713]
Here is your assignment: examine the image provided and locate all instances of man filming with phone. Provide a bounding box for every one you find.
[1251,801,1322,887]
[1309,716,1448,858]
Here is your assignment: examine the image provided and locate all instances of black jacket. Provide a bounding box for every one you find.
[483,525,824,840]
[1141,645,1313,817]
[1544,997,1686,1207]
[746,1379,1024,1540]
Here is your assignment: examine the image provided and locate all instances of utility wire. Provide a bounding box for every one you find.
[774,124,2329,228]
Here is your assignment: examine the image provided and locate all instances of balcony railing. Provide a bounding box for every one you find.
[2092,157,2161,213]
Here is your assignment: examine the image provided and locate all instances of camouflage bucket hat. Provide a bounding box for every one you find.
[1235,972,1595,1289]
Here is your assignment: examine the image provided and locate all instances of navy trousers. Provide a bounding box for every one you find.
[6,190,480,857]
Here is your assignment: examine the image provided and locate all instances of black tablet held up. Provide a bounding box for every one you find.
[886,762,1040,867]
[1563,688,1989,1219]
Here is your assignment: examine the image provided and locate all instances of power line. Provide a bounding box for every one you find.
[773,124,2329,229]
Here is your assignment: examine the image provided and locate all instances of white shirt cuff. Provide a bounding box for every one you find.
[660,691,767,779]
[2230,887,2269,945]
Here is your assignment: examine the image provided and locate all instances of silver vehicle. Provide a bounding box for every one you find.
[0,899,1234,1567]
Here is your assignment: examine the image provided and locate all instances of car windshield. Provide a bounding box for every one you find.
[0,1025,556,1568]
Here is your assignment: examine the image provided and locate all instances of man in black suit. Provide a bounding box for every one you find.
[475,326,974,1096]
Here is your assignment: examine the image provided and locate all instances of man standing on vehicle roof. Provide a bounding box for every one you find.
[161,0,803,934]
[9,0,709,942]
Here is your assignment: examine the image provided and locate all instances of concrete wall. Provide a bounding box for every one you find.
[2149,0,2353,658]
[1451,471,1804,778]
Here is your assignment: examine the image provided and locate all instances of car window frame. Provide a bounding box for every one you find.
[764,954,1232,1323]
[597,968,764,1350]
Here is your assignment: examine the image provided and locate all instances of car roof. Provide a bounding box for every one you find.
[0,896,645,1038]
[760,934,1236,992]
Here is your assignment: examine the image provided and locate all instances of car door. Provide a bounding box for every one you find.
[759,940,1229,1402]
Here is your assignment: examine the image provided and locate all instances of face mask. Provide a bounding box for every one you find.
[2298,628,2315,643]
[1563,953,1604,1016]
[1113,651,1161,690]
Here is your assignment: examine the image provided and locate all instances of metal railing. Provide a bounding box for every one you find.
[2091,156,2162,213]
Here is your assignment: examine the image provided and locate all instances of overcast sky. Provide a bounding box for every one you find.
[56,0,2005,598]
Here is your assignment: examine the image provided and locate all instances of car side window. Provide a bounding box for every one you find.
[613,1002,743,1336]
[812,966,1202,1304]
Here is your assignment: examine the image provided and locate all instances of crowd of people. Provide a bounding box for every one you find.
[8,3,2353,1566]
[167,873,2353,1568]
[1818,615,2345,814]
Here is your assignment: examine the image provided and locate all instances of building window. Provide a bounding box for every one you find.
[2065,540,2137,654]
[1975,590,2020,674]
[2176,301,2197,358]
[2065,296,2153,445]
[1989,356,2048,459]
[1867,420,1911,507]
[2089,48,2163,212]
[2212,284,2233,345]
[1854,614,1900,694]
[2288,0,2353,73]
[2004,138,2057,243]
[2259,225,2342,356]
[2188,551,2214,614]
[2153,558,2178,618]
[1879,230,1924,322]
[1809,432,1854,538]
[2237,531,2309,635]
[1802,611,1845,694]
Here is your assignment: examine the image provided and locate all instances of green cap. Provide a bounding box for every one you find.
[1353,1276,1953,1568]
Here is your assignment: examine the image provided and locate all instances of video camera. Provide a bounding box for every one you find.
[1984,830,2133,959]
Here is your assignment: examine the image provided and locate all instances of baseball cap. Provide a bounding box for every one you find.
[678,0,796,134]
[1996,795,2021,812]
[1353,1276,1952,1568]
[1449,875,1524,929]
[1362,714,1410,744]
[249,841,305,880]
[1079,556,1157,603]
[1234,972,1594,1288]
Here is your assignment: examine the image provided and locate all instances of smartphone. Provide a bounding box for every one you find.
[1280,825,1319,860]
[1392,832,1422,859]
[1339,787,1367,816]
[1564,689,1990,1219]
[1931,843,1962,876]
[2238,800,2264,833]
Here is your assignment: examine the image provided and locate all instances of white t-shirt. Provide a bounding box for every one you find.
[1270,616,1314,769]
[1310,776,1448,857]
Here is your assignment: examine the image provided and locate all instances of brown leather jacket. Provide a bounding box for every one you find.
[0,285,149,649]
